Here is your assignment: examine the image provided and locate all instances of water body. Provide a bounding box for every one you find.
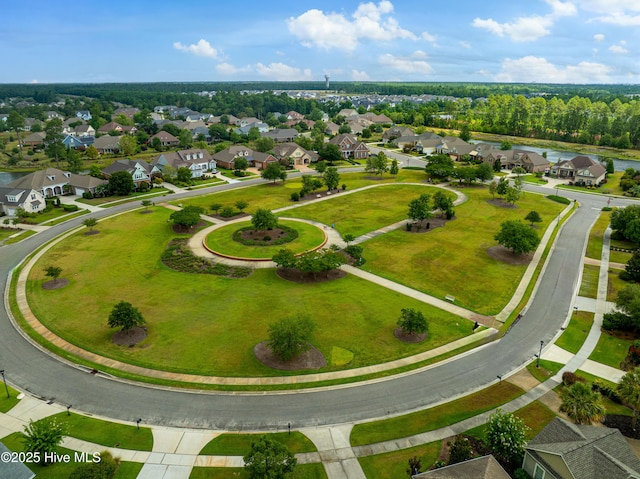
[0,171,30,186]
[470,140,639,172]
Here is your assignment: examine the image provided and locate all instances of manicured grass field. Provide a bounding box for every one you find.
[358,441,440,479]
[20,206,86,225]
[361,187,565,314]
[174,170,430,215]
[3,230,36,244]
[579,264,600,298]
[608,269,630,302]
[0,386,21,413]
[585,211,610,260]
[45,412,153,451]
[610,236,637,265]
[526,359,563,383]
[555,311,594,354]
[27,208,473,377]
[189,463,327,479]
[0,227,20,242]
[350,382,524,446]
[589,331,635,369]
[284,184,453,237]
[0,432,142,479]
[205,220,326,258]
[199,432,316,455]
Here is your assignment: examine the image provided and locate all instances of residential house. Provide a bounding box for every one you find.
[235,121,269,135]
[93,135,122,154]
[45,111,64,121]
[8,167,107,197]
[285,111,304,121]
[324,121,340,136]
[412,455,510,479]
[76,110,92,121]
[362,112,392,124]
[62,135,86,149]
[522,417,640,479]
[73,124,96,137]
[261,128,298,143]
[23,131,46,146]
[329,133,370,159]
[212,145,253,170]
[22,118,42,132]
[272,143,318,166]
[237,117,262,128]
[435,136,477,159]
[285,119,315,130]
[347,118,374,135]
[338,108,358,118]
[97,122,124,135]
[482,149,550,173]
[152,149,216,178]
[252,151,278,170]
[0,443,35,479]
[114,107,140,119]
[190,126,212,142]
[148,131,179,147]
[550,155,606,185]
[383,126,415,142]
[102,159,160,188]
[0,187,46,216]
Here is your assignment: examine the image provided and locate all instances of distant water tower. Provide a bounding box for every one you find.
[324,75,330,89]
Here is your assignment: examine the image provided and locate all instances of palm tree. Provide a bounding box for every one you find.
[560,382,605,425]
[618,368,640,429]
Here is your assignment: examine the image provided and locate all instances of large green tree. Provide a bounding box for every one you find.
[494,220,540,255]
[618,368,640,429]
[261,162,287,183]
[7,110,25,157]
[397,308,428,336]
[319,143,343,165]
[323,166,340,191]
[424,154,454,180]
[44,118,65,166]
[108,170,134,196]
[560,382,605,425]
[243,435,297,479]
[252,208,278,231]
[407,194,432,226]
[366,152,390,176]
[267,314,316,361]
[108,301,145,332]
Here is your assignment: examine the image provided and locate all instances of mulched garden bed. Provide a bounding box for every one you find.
[254,341,327,371]
[487,199,518,209]
[139,209,153,214]
[487,245,533,265]
[233,225,298,246]
[161,238,251,278]
[112,326,147,347]
[393,327,427,343]
[405,216,453,234]
[171,220,209,234]
[41,279,69,290]
[276,267,346,283]
[604,415,640,439]
[83,230,100,236]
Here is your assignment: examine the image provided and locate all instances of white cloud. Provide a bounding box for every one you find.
[594,33,605,41]
[576,0,640,25]
[216,63,251,75]
[379,53,433,74]
[411,50,428,58]
[255,62,313,81]
[494,56,612,83]
[421,31,437,43]
[173,39,219,59]
[473,0,576,42]
[287,1,417,52]
[351,69,371,81]
[609,44,628,54]
[459,41,472,49]
[29,79,39,84]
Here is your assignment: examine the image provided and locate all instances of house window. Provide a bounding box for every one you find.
[533,464,545,479]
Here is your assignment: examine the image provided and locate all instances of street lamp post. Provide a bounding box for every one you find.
[136,418,142,430]
[537,340,544,368]
[0,370,9,398]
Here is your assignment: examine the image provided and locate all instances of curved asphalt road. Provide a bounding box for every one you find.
[0,176,630,430]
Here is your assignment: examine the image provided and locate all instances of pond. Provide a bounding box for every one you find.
[0,171,30,186]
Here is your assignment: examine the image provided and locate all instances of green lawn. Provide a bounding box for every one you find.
[361,187,565,315]
[77,188,170,206]
[3,230,36,244]
[558,172,624,196]
[555,311,594,354]
[0,432,142,479]
[44,209,89,226]
[579,264,600,298]
[19,206,86,225]
[0,386,21,413]
[190,463,327,479]
[526,359,563,382]
[26,208,473,377]
[585,211,610,260]
[199,432,316,455]
[358,441,440,479]
[589,331,635,369]
[205,220,326,258]
[610,250,632,265]
[350,382,524,446]
[44,412,153,451]
[608,269,631,302]
[0,227,21,241]
[284,184,453,237]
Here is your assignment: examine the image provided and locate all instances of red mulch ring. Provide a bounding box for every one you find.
[254,341,327,371]
[276,268,346,283]
[112,326,147,347]
[41,279,69,290]
[405,216,453,234]
[83,230,100,236]
[393,327,427,343]
[487,245,533,265]
[487,199,517,209]
[238,228,290,244]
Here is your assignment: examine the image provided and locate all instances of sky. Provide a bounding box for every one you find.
[2,0,640,84]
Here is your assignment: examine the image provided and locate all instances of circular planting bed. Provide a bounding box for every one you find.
[205,219,327,259]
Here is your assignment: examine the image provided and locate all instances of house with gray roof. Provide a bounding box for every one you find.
[412,455,509,479]
[483,148,550,173]
[0,443,35,479]
[0,186,46,216]
[8,167,107,197]
[522,417,640,479]
[102,159,160,188]
[93,135,122,154]
[273,143,318,166]
[550,155,606,185]
[260,128,298,143]
[212,145,253,170]
[152,149,216,178]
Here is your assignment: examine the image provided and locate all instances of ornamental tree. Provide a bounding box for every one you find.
[618,368,640,429]
[108,170,134,196]
[407,194,432,226]
[397,308,428,336]
[494,220,540,255]
[108,301,145,332]
[243,435,297,479]
[560,382,605,425]
[525,210,542,226]
[485,409,529,468]
[252,208,278,231]
[261,162,287,183]
[21,419,65,465]
[44,266,62,284]
[170,205,204,229]
[323,167,341,191]
[267,314,316,361]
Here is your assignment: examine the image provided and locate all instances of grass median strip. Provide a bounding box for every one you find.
[556,311,594,354]
[349,381,524,447]
[0,386,21,413]
[358,441,440,479]
[190,463,327,479]
[579,264,600,298]
[526,359,563,383]
[199,431,316,455]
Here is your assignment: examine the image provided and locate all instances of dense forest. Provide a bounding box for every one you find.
[2,82,640,149]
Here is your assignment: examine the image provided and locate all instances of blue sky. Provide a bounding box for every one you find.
[2,0,639,84]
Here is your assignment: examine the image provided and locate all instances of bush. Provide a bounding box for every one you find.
[514,469,532,479]
[619,270,633,281]
[27,150,35,156]
[290,191,300,202]
[219,206,236,218]
[138,182,150,192]
[445,208,454,220]
[602,206,613,211]
[592,379,622,403]
[62,204,79,212]
[603,312,636,332]
[82,191,93,199]
[69,451,118,479]
[562,371,585,386]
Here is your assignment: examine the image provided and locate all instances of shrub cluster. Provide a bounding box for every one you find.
[592,378,622,404]
[562,371,586,386]
[603,312,637,333]
[161,238,251,278]
[232,225,298,246]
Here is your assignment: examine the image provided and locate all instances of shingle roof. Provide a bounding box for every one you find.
[412,455,510,479]
[0,443,35,479]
